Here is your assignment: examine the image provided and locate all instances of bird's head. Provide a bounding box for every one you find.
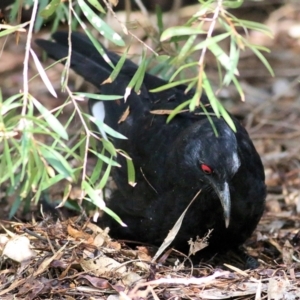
[177,117,241,228]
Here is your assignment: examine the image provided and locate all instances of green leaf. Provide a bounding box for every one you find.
[169,62,198,82]
[208,42,239,76]
[77,0,124,46]
[218,104,236,132]
[90,149,121,167]
[9,196,22,219]
[200,102,218,137]
[112,150,135,186]
[3,139,14,185]
[109,48,129,82]
[166,100,191,123]
[150,78,194,93]
[156,4,164,35]
[234,19,273,37]
[189,87,202,111]
[30,49,57,98]
[0,94,23,116]
[39,145,74,180]
[40,0,61,19]
[223,0,243,9]
[89,156,104,185]
[74,92,123,101]
[87,0,106,13]
[0,22,30,38]
[102,139,117,157]
[126,50,148,95]
[191,32,231,52]
[250,46,274,77]
[161,26,205,41]
[223,37,240,86]
[232,75,245,101]
[82,181,106,209]
[31,96,68,140]
[34,0,49,32]
[125,155,135,186]
[85,113,127,140]
[202,71,220,118]
[41,174,66,190]
[177,33,198,62]
[98,161,112,190]
[101,206,127,226]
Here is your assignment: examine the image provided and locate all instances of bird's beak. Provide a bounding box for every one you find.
[211,181,231,228]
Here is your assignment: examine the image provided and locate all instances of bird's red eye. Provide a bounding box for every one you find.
[201,164,213,174]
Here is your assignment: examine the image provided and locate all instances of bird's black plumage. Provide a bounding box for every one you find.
[36,32,266,259]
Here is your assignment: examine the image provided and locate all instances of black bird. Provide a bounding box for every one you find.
[36,32,266,260]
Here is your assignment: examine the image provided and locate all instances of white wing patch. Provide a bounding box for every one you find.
[232,152,241,174]
[91,101,108,140]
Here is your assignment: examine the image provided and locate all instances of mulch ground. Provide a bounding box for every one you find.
[1,1,300,299]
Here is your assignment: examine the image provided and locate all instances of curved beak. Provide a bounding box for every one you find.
[211,181,231,228]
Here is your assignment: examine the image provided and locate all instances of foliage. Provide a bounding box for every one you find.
[0,0,272,219]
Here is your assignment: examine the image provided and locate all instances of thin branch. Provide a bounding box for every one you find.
[21,0,38,116]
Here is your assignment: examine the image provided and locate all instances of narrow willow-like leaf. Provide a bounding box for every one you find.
[89,156,104,185]
[189,87,202,111]
[223,38,240,86]
[9,196,22,219]
[161,26,205,41]
[150,78,194,93]
[200,102,218,137]
[125,155,135,186]
[74,92,123,101]
[166,100,191,123]
[77,0,124,46]
[40,145,74,179]
[90,149,120,167]
[169,62,198,83]
[101,206,127,226]
[191,33,231,53]
[218,103,236,132]
[87,0,106,13]
[117,150,135,186]
[41,174,66,191]
[102,139,117,157]
[82,181,106,209]
[209,42,239,76]
[3,139,14,185]
[223,0,243,9]
[232,75,245,101]
[30,49,57,98]
[250,46,274,76]
[234,19,273,37]
[156,4,164,35]
[202,72,220,118]
[98,161,112,190]
[177,34,197,62]
[39,0,61,19]
[126,50,147,94]
[0,22,29,37]
[85,113,127,140]
[134,51,148,94]
[20,130,31,182]
[31,96,68,140]
[1,102,22,116]
[109,48,129,82]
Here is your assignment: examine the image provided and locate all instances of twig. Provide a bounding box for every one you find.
[129,270,230,298]
[21,0,38,116]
